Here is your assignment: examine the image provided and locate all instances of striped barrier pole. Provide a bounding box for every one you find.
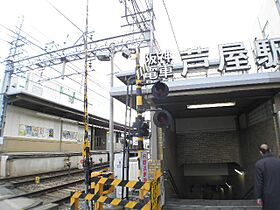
[135,48,145,202]
[70,191,82,210]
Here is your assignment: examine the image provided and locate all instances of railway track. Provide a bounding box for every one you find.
[2,162,109,208]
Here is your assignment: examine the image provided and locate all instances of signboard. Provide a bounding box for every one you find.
[140,151,148,182]
[141,38,280,81]
[137,51,174,81]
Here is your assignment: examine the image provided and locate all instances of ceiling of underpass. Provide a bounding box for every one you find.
[151,86,280,118]
[112,72,280,119]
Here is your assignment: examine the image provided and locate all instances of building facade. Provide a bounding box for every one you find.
[0,90,125,153]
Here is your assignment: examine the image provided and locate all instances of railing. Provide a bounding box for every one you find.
[164,169,181,198]
[242,185,254,199]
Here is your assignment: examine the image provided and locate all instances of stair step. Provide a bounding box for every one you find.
[165,199,261,209]
[164,205,261,210]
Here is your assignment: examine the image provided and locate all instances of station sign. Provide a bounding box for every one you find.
[139,38,280,82]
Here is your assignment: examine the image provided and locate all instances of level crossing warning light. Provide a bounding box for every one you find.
[153,109,172,128]
[151,81,169,100]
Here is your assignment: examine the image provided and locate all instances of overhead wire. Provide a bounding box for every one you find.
[1,23,109,95]
[2,0,151,105]
[12,32,108,93]
[162,0,181,56]
[46,0,84,34]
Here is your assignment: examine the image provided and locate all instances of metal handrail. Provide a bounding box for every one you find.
[164,169,181,198]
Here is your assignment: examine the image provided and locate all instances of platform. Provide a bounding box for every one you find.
[0,151,109,177]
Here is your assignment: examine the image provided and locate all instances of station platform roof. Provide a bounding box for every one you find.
[7,90,126,131]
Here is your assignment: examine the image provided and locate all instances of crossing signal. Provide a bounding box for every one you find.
[153,109,172,128]
[151,81,169,100]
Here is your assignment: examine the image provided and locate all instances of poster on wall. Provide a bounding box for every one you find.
[32,126,39,137]
[39,127,44,138]
[19,124,54,139]
[26,125,32,136]
[19,124,26,136]
[49,129,54,137]
[62,130,83,143]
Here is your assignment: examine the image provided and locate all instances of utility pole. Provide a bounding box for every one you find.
[0,60,13,138]
[82,0,90,209]
[148,0,159,160]
[135,47,144,182]
[149,0,154,52]
[109,46,115,172]
[0,17,24,140]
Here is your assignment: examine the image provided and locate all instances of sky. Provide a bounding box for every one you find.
[0,0,265,123]
[0,0,265,62]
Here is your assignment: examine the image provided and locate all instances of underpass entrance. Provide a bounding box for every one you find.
[151,72,280,200]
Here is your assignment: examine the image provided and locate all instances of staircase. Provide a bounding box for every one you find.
[164,199,261,210]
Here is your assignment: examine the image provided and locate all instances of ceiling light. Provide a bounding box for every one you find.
[225,182,232,189]
[234,169,245,176]
[187,102,236,109]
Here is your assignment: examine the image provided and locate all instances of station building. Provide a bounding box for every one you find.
[0,83,125,177]
[111,0,280,200]
[0,90,125,153]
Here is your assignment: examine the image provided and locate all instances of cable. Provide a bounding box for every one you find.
[46,0,84,34]
[162,0,181,55]
[0,10,110,108]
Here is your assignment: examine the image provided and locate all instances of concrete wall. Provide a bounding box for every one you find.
[239,99,279,198]
[163,129,184,198]
[0,152,108,177]
[0,106,86,152]
[0,137,81,152]
[0,105,124,153]
[239,118,278,197]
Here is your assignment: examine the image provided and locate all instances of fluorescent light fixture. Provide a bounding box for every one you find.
[234,169,245,176]
[187,102,236,109]
[96,51,111,61]
[225,182,232,189]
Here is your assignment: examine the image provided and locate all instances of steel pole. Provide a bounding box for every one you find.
[0,60,13,138]
[109,50,115,172]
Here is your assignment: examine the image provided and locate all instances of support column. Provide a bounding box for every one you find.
[150,106,158,160]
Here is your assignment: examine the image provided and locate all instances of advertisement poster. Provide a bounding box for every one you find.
[26,126,32,136]
[19,124,26,136]
[32,126,39,137]
[18,124,54,139]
